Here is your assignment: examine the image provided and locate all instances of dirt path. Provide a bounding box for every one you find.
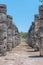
[0,41,43,65]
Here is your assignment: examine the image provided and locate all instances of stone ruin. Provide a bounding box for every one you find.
[27,5,43,56]
[0,4,20,56]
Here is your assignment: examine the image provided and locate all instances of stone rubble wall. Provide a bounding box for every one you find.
[27,5,43,56]
[0,4,21,56]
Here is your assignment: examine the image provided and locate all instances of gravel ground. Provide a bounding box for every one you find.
[0,41,43,65]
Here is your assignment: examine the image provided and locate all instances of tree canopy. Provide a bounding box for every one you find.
[20,32,28,38]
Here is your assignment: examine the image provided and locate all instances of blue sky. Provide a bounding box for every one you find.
[0,0,42,32]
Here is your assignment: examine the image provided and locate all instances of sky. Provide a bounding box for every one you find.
[0,0,42,32]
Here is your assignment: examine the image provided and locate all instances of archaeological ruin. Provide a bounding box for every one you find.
[0,4,20,56]
[27,5,43,56]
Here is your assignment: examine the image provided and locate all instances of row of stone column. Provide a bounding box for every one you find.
[0,4,21,56]
[27,5,43,56]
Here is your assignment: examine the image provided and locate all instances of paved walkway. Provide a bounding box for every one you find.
[0,41,43,65]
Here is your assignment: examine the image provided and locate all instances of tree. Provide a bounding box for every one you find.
[20,32,27,38]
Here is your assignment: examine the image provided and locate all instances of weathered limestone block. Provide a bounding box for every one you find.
[34,15,40,50]
[17,33,21,44]
[39,5,43,15]
[27,34,31,46]
[15,27,19,46]
[12,24,15,48]
[38,5,43,55]
[0,4,6,14]
[7,15,13,51]
[29,22,35,48]
[0,4,7,56]
[27,27,32,47]
[0,13,7,55]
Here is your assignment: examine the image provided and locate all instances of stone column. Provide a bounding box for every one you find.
[39,5,43,56]
[0,4,7,56]
[7,15,13,51]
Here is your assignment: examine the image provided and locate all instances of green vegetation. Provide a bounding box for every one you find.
[20,32,28,37]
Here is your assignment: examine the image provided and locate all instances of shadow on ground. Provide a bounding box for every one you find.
[29,56,43,58]
[27,50,38,52]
